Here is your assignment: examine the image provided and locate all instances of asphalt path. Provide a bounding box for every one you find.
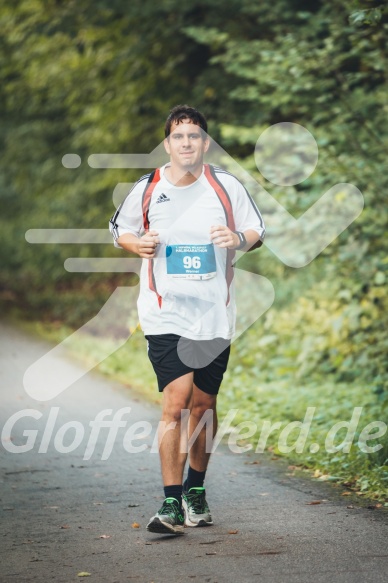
[0,322,387,583]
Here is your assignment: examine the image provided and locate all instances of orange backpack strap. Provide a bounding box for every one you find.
[203,164,236,305]
[142,168,161,231]
[141,169,162,308]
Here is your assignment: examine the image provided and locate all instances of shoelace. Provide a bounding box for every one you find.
[159,498,180,517]
[186,489,208,513]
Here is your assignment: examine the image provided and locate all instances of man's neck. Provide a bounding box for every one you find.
[164,164,203,187]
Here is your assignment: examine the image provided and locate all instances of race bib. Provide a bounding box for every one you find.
[166,244,216,280]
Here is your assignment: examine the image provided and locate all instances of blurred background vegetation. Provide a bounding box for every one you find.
[1,0,387,499]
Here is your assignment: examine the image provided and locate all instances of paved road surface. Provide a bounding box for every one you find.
[0,323,387,582]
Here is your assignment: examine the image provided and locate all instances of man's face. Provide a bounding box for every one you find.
[164,119,209,171]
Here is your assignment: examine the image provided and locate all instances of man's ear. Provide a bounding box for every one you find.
[164,137,171,155]
[203,137,210,153]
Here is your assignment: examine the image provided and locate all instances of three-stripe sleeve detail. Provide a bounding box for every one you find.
[109,174,150,242]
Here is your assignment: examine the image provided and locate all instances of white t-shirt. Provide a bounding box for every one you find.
[109,163,265,340]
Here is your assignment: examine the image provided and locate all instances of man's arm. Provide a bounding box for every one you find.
[109,174,154,252]
[210,226,263,252]
[117,231,160,259]
[243,229,263,251]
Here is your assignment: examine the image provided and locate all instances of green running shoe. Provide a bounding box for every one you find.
[146,497,185,535]
[182,487,213,527]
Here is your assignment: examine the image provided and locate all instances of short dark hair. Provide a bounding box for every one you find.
[164,104,208,138]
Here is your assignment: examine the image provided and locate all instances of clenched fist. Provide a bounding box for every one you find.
[210,225,239,249]
[137,230,160,258]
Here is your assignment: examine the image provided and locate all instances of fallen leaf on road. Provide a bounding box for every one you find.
[245,461,260,465]
[306,501,322,505]
[132,522,140,528]
[60,524,70,529]
[99,535,111,539]
[206,552,217,555]
[128,504,140,508]
[228,529,238,534]
[347,505,354,509]
[341,492,352,496]
[77,573,91,577]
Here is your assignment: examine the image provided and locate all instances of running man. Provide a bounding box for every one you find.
[109,105,265,534]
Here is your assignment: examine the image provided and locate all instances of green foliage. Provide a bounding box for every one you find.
[184,0,388,405]
[1,0,387,497]
[349,1,386,26]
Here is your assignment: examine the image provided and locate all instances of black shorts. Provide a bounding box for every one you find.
[145,334,231,395]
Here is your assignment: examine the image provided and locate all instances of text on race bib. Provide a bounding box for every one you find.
[166,244,216,280]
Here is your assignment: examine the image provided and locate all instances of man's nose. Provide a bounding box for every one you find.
[182,135,191,147]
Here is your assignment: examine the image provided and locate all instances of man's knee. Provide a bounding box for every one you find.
[162,392,192,424]
[191,394,217,420]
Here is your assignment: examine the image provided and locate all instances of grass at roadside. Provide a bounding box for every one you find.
[16,318,388,503]
[223,357,388,503]
[18,318,160,405]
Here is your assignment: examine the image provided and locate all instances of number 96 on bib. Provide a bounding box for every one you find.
[166,244,216,280]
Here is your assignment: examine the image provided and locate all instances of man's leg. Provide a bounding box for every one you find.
[147,372,194,534]
[182,384,217,527]
[188,384,217,472]
[186,337,229,475]
[158,372,194,486]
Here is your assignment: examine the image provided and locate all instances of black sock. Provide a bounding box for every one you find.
[164,484,183,507]
[185,466,206,490]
